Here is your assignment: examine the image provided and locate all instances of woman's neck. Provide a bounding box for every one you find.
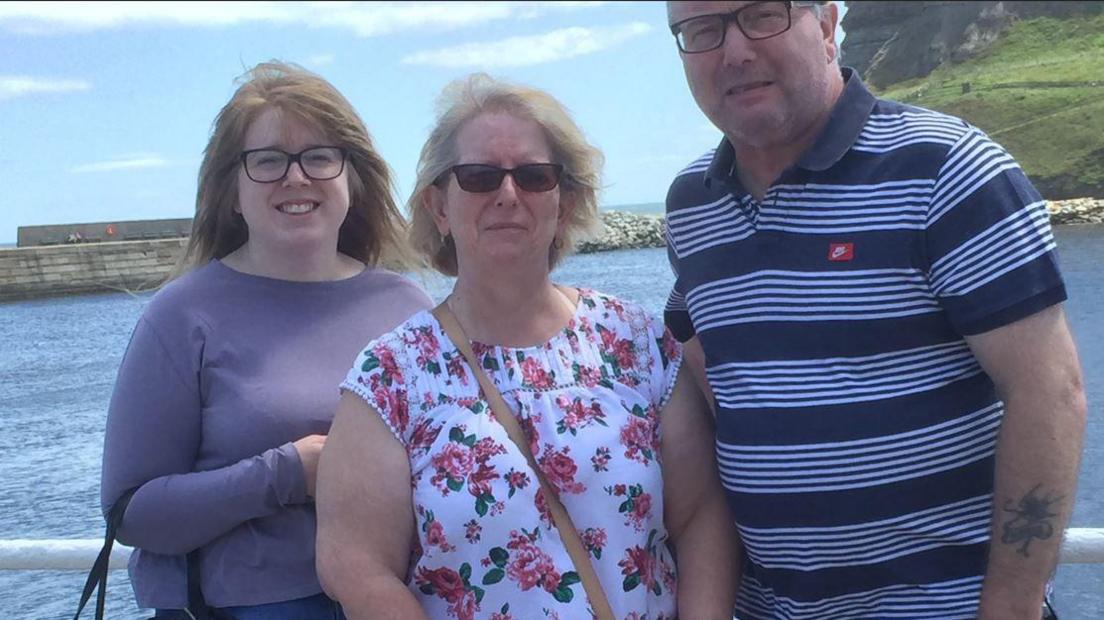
[222,241,363,282]
[449,266,576,348]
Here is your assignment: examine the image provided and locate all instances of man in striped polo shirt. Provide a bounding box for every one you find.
[664,2,1087,619]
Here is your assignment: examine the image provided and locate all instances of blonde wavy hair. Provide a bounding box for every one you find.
[408,73,604,276]
[172,61,413,278]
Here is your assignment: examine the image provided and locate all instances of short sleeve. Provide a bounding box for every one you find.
[663,223,696,342]
[925,128,1067,335]
[340,337,412,446]
[646,312,684,410]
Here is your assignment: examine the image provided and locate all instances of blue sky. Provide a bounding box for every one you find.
[0,1,847,244]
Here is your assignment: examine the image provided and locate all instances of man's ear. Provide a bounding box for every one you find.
[822,2,840,64]
[425,184,450,237]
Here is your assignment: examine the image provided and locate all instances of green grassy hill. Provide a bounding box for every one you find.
[874,14,1104,198]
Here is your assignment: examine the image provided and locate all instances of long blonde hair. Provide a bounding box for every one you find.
[172,61,413,278]
[408,73,604,276]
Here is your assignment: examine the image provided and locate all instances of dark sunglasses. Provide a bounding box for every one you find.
[444,163,564,193]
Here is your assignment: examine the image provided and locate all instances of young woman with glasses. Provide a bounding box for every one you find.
[99,61,432,619]
[315,73,738,620]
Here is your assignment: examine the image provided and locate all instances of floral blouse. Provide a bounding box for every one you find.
[341,289,683,620]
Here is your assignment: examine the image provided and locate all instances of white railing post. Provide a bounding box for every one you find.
[0,539,130,570]
[1059,527,1104,564]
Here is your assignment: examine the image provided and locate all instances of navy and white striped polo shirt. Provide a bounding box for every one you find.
[664,69,1067,620]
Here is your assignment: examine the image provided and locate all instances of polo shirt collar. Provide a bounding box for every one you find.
[704,66,877,186]
[798,67,876,171]
[705,138,737,187]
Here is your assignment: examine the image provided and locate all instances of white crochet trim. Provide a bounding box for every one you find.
[339,382,404,444]
[658,350,684,410]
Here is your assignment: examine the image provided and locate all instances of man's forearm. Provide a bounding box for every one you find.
[977,389,1086,619]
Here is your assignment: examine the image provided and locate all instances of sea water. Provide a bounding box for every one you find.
[1,226,1101,619]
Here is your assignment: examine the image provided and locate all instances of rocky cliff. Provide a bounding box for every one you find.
[841,1,1104,89]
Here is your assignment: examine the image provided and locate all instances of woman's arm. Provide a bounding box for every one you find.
[101,317,312,554]
[660,365,741,619]
[316,392,426,620]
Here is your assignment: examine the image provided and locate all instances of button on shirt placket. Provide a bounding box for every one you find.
[723,180,760,232]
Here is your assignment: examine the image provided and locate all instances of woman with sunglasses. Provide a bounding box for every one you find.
[316,73,738,620]
[99,61,432,618]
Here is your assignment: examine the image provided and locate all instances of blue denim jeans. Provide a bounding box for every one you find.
[157,593,346,620]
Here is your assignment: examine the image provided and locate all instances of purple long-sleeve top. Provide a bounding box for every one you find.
[100,259,433,609]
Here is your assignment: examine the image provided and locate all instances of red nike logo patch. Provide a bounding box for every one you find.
[828,243,854,262]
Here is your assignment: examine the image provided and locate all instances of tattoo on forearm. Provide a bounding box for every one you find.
[1000,484,1063,557]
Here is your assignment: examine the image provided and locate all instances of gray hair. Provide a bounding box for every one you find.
[795,1,828,18]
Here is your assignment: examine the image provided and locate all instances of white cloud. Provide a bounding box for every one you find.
[307,53,336,66]
[0,1,607,36]
[401,22,651,69]
[0,2,282,34]
[0,76,90,101]
[70,155,170,174]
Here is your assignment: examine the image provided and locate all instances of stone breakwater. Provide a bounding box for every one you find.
[577,211,666,253]
[1047,198,1104,225]
[0,238,187,302]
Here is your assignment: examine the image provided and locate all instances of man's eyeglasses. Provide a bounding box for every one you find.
[444,163,565,193]
[241,146,348,183]
[670,1,825,54]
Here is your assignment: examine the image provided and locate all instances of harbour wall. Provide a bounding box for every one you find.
[0,238,187,302]
[16,218,191,247]
[2,201,1102,302]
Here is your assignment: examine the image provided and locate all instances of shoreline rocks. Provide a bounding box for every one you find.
[1047,198,1104,225]
[577,211,666,254]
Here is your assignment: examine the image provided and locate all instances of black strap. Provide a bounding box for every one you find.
[1043,595,1059,620]
[187,550,214,620]
[73,488,136,619]
[74,490,216,619]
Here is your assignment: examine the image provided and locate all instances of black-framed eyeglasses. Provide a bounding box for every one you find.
[670,1,825,54]
[443,163,565,193]
[240,146,348,183]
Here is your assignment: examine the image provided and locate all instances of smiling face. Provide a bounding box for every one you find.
[235,106,351,256]
[671,1,841,151]
[426,111,572,275]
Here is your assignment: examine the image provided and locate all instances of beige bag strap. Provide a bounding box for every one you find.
[433,302,616,620]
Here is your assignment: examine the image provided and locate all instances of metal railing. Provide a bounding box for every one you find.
[1,529,1103,570]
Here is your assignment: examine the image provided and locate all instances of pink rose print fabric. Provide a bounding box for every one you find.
[342,289,683,620]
